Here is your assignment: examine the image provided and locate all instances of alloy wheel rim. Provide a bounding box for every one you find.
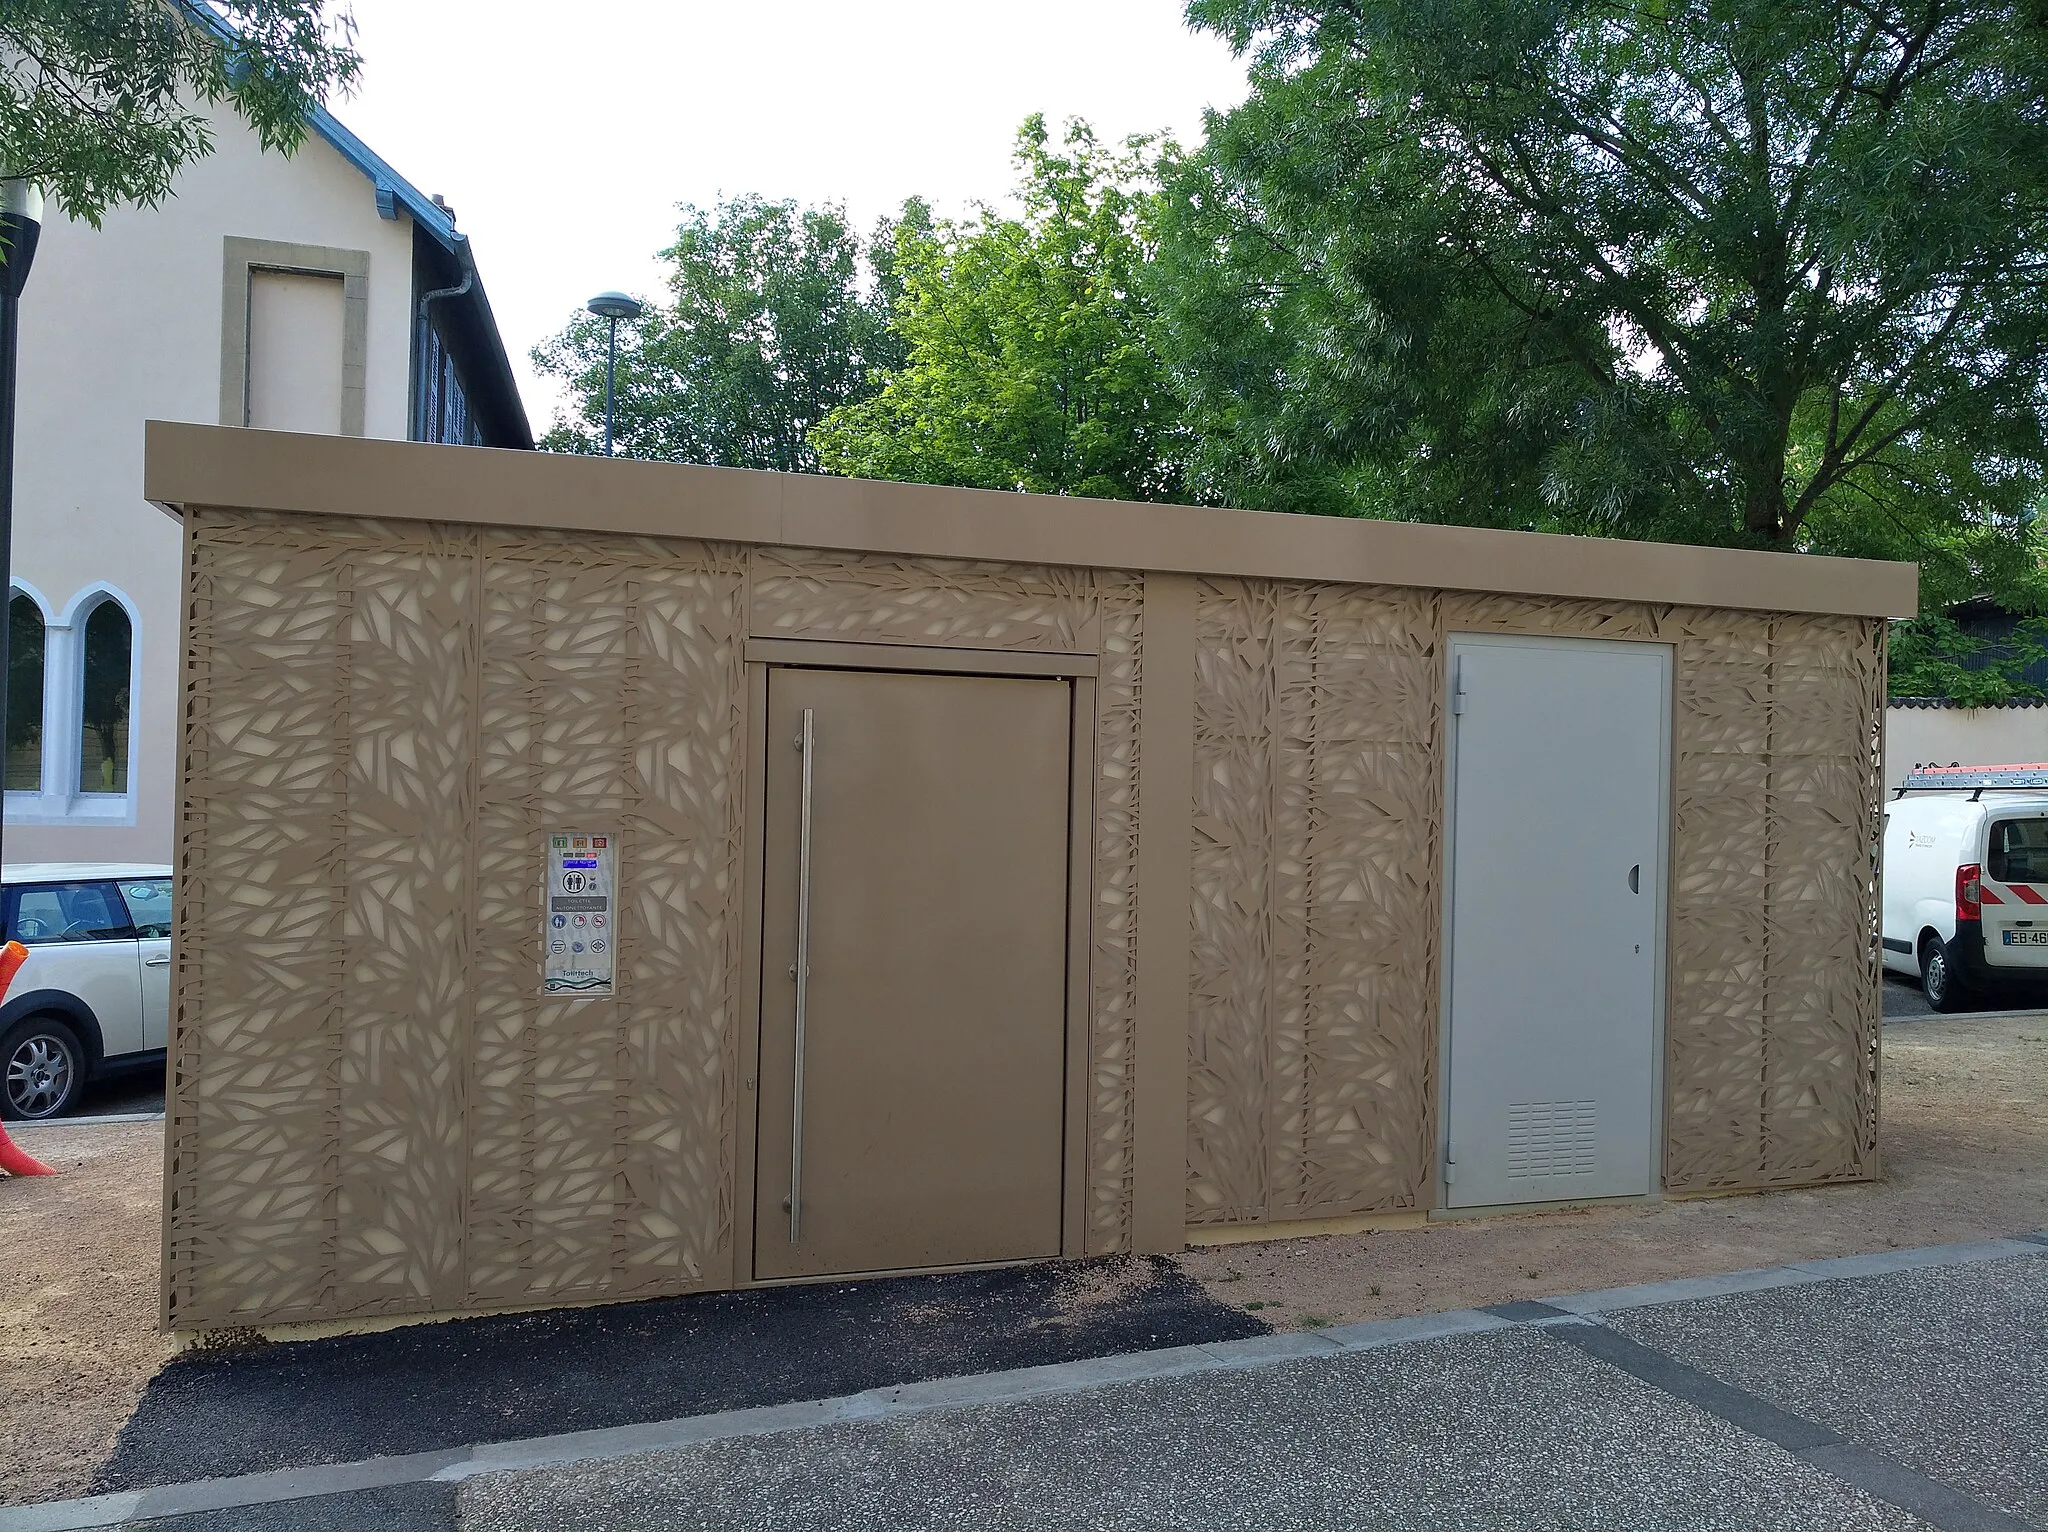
[5,1035,71,1117]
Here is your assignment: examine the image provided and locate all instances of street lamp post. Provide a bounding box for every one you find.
[585,292,643,457]
[0,179,42,872]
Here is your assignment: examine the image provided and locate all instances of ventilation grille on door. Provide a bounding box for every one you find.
[1506,1101,1597,1179]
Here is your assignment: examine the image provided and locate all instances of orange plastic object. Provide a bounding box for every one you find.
[0,941,57,1173]
[0,1122,54,1176]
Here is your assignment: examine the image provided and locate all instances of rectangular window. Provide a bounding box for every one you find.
[247,269,346,433]
[4,882,136,943]
[118,878,172,939]
[1988,818,2048,885]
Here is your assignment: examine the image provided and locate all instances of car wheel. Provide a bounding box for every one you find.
[1921,937,1971,1014]
[0,1016,84,1121]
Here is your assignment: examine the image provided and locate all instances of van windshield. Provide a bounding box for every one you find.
[1987,819,2048,885]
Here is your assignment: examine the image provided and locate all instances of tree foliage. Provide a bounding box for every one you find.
[533,196,919,471]
[1156,0,2048,557]
[813,116,1187,501]
[0,0,363,224]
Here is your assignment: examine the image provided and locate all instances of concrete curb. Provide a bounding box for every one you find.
[4,1234,2043,1531]
[1882,1004,2048,1024]
[10,1112,165,1130]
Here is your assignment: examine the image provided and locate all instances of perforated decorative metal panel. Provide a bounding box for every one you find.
[1188,579,1442,1226]
[167,513,749,1329]
[169,507,1881,1329]
[1185,585,1883,1229]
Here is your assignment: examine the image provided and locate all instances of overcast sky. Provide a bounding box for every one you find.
[331,0,1249,433]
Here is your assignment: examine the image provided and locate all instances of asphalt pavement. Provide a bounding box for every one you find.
[16,1236,2043,1532]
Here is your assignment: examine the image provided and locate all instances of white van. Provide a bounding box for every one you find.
[1883,766,2048,1011]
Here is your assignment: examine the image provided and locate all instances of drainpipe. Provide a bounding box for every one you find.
[414,267,473,442]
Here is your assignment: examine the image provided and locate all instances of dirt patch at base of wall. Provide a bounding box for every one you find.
[0,1119,165,1508]
[1179,1015,2048,1328]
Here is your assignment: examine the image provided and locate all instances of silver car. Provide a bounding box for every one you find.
[0,863,171,1120]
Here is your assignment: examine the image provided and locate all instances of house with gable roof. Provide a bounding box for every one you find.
[4,89,529,865]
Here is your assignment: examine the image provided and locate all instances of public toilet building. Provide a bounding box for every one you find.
[145,422,1918,1335]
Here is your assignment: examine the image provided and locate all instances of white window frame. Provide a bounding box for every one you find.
[4,582,141,828]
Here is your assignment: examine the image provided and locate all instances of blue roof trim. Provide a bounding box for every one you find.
[304,105,460,251]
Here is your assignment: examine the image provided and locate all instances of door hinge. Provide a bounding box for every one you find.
[1450,656,1467,716]
[1442,1142,1458,1186]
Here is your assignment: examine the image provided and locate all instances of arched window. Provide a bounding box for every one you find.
[6,593,42,791]
[78,600,130,795]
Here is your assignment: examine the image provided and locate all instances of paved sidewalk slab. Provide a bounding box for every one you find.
[1611,1254,2048,1528]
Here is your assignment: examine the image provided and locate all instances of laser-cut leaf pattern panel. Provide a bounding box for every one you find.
[743,547,1146,1254]
[1188,579,1443,1226]
[751,549,1099,651]
[465,529,748,1308]
[168,513,748,1330]
[170,503,1879,1326]
[1187,584,1882,1231]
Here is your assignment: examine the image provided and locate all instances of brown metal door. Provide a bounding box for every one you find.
[755,666,1071,1280]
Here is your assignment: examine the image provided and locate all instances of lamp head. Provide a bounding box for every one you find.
[586,291,644,322]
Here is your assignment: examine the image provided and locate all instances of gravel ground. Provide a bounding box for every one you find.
[0,1119,165,1509]
[1179,1012,2048,1328]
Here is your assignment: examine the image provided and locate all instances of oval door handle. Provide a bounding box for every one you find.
[144,956,171,966]
[1628,864,1641,894]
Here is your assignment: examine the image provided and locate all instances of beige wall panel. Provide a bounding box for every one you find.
[466,530,747,1307]
[749,548,1098,652]
[1087,581,1144,1253]
[1187,579,1441,1228]
[168,512,481,1327]
[168,513,749,1329]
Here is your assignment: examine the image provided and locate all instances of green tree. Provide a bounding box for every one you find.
[533,196,920,471]
[0,1,362,224]
[1156,0,2048,556]
[814,116,1187,502]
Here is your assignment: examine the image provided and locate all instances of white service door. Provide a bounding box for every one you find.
[1445,636,1668,1208]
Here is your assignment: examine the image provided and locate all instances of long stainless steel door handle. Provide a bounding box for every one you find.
[144,956,170,966]
[790,707,815,1244]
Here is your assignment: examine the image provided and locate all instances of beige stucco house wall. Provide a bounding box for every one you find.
[7,102,528,865]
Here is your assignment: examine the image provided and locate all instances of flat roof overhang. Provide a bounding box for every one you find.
[144,421,1919,620]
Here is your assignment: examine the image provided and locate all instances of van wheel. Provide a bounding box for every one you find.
[1921,937,1971,1014]
[1,1016,84,1121]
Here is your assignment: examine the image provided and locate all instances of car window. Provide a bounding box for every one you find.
[3,881,137,944]
[1988,819,2048,885]
[119,879,172,939]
